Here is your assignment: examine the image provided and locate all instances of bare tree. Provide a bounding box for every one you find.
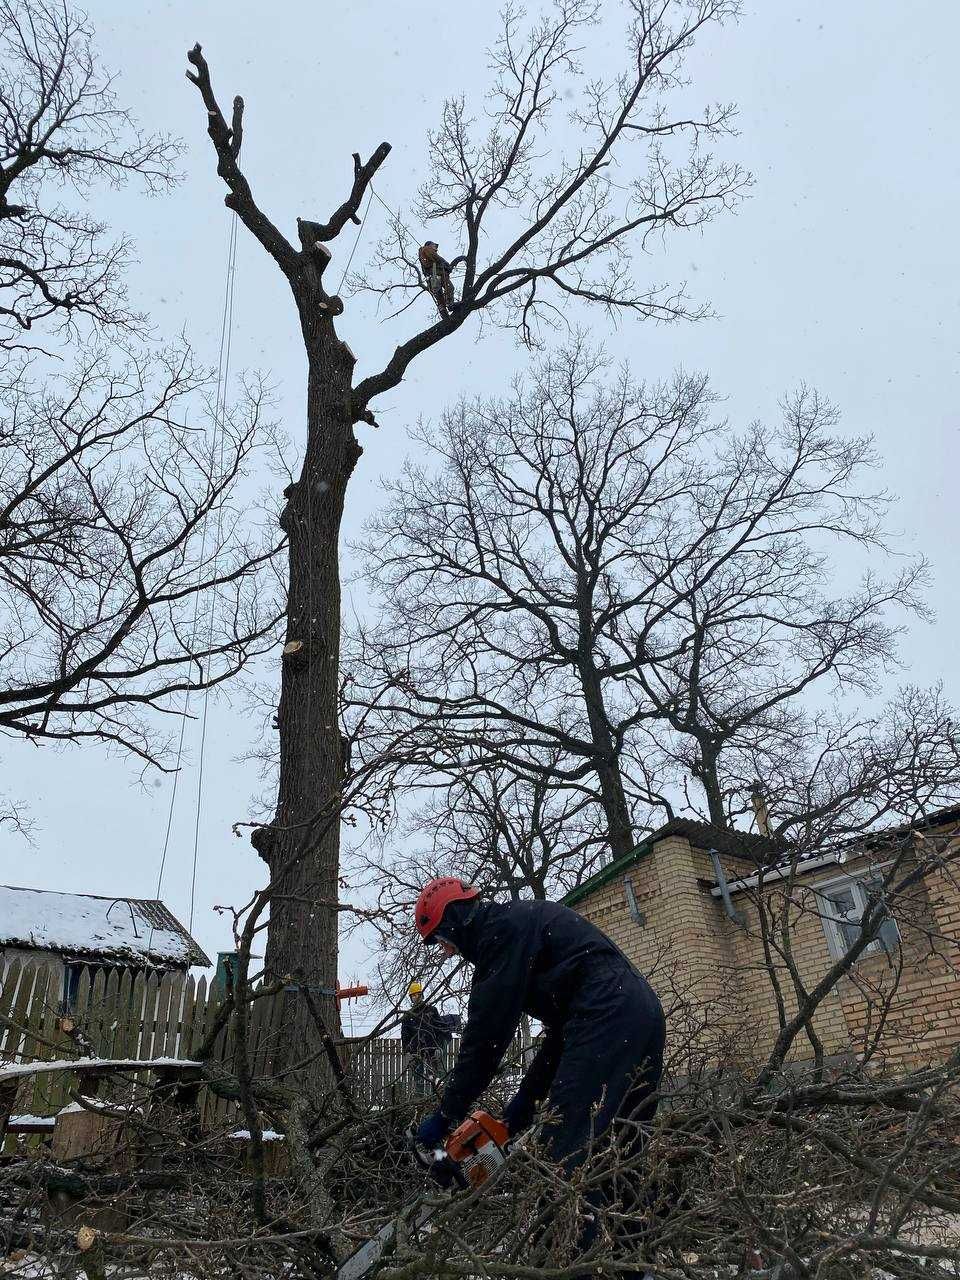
[185,0,747,1014]
[0,790,31,839]
[709,684,960,855]
[0,346,284,767]
[0,0,178,350]
[0,1,285,828]
[404,757,606,901]
[346,342,930,861]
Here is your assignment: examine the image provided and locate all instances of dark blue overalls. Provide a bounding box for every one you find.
[435,899,666,1274]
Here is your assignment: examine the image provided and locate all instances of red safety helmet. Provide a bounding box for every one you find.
[415,877,479,942]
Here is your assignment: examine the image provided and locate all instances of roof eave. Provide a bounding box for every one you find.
[0,938,208,970]
[564,836,658,907]
[563,819,774,907]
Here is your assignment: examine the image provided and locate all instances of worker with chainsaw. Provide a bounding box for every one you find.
[412,877,666,1186]
[418,240,456,316]
[401,980,459,1096]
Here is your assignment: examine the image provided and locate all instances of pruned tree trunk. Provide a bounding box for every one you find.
[186,44,392,1060]
[258,301,362,1041]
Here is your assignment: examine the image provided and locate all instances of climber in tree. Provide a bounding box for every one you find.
[418,241,456,316]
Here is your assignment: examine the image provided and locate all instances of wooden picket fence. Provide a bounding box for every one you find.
[0,959,477,1143]
[343,1035,460,1103]
[0,958,249,1134]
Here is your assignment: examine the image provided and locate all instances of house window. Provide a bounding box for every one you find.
[815,873,900,961]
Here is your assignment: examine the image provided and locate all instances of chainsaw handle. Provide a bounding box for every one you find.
[409,1140,445,1171]
[405,1124,445,1168]
[405,1126,468,1189]
[429,1154,468,1190]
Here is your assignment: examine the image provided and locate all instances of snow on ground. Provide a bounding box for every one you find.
[0,1058,200,1081]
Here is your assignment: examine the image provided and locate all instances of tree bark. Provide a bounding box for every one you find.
[257,294,361,1048]
[578,660,635,862]
[695,741,728,829]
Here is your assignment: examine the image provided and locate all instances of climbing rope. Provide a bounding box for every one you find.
[189,211,239,933]
[336,187,374,295]
[152,211,240,943]
[369,185,418,243]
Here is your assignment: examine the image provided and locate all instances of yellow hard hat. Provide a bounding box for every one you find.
[408,980,424,997]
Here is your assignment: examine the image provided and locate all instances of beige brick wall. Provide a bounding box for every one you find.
[573,828,960,1071]
[833,842,960,1066]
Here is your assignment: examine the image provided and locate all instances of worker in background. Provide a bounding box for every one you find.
[412,878,666,1272]
[400,979,460,1096]
[418,241,456,317]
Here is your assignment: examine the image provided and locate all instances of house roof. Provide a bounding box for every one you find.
[563,804,960,909]
[712,803,960,897]
[563,817,781,908]
[843,803,960,852]
[0,886,210,969]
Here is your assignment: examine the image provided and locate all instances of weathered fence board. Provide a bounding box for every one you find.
[115,968,136,1060]
[9,962,40,1062]
[1,960,527,1147]
[0,960,23,1061]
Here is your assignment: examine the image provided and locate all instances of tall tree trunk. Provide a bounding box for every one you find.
[255,312,361,1057]
[695,741,728,829]
[578,661,635,862]
[182,52,396,1084]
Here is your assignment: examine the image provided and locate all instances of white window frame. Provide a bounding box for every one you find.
[813,867,900,962]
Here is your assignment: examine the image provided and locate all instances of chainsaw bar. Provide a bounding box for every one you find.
[335,1111,509,1280]
[336,1200,435,1280]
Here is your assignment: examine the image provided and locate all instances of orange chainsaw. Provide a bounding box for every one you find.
[336,1111,510,1280]
[411,1108,510,1190]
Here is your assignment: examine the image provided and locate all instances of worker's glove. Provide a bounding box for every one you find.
[427,1154,462,1190]
[503,1091,536,1138]
[414,1109,450,1151]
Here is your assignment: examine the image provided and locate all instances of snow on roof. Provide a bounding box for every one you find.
[0,886,210,969]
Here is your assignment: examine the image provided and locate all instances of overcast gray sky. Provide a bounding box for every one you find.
[3,1,957,1031]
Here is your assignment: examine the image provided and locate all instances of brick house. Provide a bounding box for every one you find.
[564,807,960,1070]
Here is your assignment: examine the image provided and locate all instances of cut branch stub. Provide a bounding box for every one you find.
[308,142,391,242]
[185,43,299,277]
[229,95,244,159]
[297,225,333,263]
[281,638,310,671]
[250,825,276,864]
